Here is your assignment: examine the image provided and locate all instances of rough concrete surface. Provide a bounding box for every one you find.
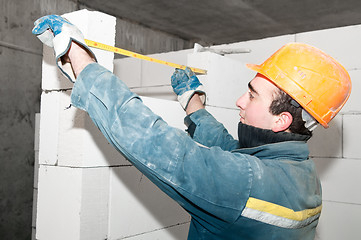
[80,0,361,45]
[0,46,42,239]
[0,0,77,239]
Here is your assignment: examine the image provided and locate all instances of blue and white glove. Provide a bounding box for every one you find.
[171,67,206,110]
[32,15,97,82]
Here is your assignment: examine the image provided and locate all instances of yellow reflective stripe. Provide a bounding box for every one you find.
[241,207,320,228]
[245,197,322,221]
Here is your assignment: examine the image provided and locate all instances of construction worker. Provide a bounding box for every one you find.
[32,15,351,240]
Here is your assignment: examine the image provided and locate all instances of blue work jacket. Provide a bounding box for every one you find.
[71,63,322,240]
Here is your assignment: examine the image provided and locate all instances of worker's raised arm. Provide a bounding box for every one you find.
[185,93,206,115]
[31,16,250,224]
[32,15,96,82]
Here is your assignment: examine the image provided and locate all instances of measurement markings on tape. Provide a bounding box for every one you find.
[84,39,207,75]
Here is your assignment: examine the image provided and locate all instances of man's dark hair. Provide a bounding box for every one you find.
[269,89,312,136]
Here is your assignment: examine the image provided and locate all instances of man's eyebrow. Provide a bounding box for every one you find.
[248,82,259,95]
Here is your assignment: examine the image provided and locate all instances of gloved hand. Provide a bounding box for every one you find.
[32,15,97,82]
[171,67,206,110]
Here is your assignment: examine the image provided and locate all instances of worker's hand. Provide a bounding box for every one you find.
[171,67,206,110]
[32,15,96,82]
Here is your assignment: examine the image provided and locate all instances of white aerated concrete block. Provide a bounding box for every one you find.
[41,45,73,90]
[39,92,190,167]
[42,9,116,90]
[188,52,250,109]
[113,49,192,99]
[114,57,142,88]
[36,165,109,240]
[38,90,128,167]
[315,201,361,240]
[308,116,342,158]
[296,25,361,70]
[66,10,116,70]
[38,91,60,165]
[343,114,361,159]
[212,35,295,65]
[141,50,191,87]
[34,113,40,188]
[108,166,190,239]
[314,157,361,204]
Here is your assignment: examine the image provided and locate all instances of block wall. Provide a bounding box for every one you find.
[36,10,116,240]
[35,10,361,240]
[297,26,361,240]
[35,9,192,240]
[114,25,361,239]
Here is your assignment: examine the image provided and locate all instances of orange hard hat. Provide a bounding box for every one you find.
[246,42,351,128]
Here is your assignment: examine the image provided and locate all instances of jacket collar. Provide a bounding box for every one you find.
[238,122,311,148]
[235,122,310,161]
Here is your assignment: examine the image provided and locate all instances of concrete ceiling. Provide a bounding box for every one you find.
[80,0,361,45]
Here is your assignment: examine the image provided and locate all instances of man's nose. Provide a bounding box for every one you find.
[236,93,248,109]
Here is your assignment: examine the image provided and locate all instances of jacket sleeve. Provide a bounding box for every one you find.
[70,63,252,225]
[185,109,240,151]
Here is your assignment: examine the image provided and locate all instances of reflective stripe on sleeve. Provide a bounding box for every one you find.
[241,197,322,229]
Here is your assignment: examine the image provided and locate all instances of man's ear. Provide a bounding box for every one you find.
[272,112,293,132]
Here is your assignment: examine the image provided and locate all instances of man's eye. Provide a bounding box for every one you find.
[248,92,254,100]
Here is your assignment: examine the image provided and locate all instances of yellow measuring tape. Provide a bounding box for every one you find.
[84,39,207,75]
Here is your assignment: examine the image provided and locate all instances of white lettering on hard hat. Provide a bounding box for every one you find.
[298,70,306,79]
[294,66,306,79]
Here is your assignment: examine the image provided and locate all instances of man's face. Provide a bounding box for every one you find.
[236,73,280,130]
